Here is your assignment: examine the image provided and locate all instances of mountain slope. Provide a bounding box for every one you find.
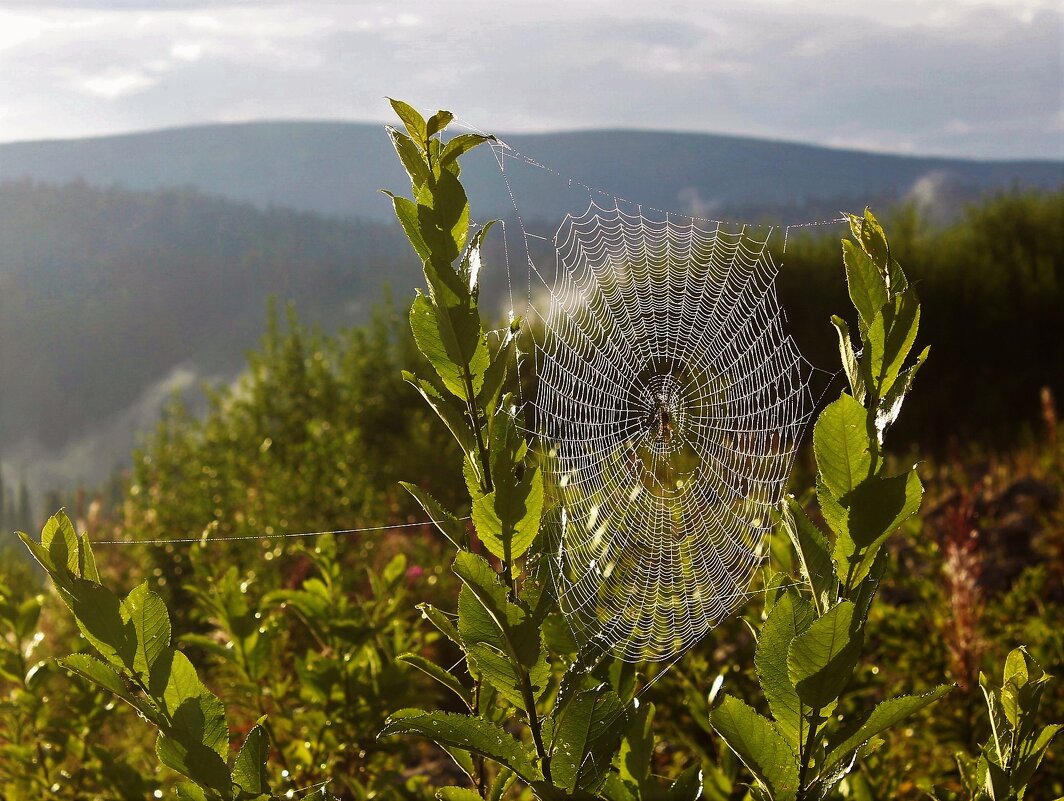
[1,123,1061,503]
[0,182,416,478]
[1,122,1060,222]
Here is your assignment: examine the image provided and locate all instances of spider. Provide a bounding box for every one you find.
[649,396,675,448]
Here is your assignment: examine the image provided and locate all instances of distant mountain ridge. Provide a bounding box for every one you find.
[1,121,1060,223]
[1,122,1061,510]
[0,181,415,499]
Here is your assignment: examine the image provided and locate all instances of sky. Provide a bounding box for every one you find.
[0,0,1061,159]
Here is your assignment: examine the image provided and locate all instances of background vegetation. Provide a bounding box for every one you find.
[1,150,1061,797]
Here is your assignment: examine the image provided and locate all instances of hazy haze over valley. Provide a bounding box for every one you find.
[0,120,1061,504]
[0,0,1061,511]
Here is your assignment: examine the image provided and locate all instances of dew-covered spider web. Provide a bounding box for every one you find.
[464,131,836,662]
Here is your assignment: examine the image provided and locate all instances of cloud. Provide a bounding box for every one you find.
[0,1,1059,159]
[69,68,158,99]
[907,170,949,207]
[0,363,213,499]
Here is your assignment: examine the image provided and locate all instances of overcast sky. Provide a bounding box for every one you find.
[0,0,1060,158]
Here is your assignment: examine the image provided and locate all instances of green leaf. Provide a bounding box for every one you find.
[122,581,172,693]
[398,652,470,708]
[864,288,920,398]
[600,774,637,801]
[388,128,430,190]
[710,694,798,801]
[78,531,100,583]
[851,210,891,277]
[813,393,871,498]
[426,109,454,137]
[436,788,482,801]
[817,475,849,542]
[388,98,427,143]
[665,765,705,801]
[755,590,814,745]
[472,398,542,562]
[617,701,653,788]
[18,530,56,576]
[400,482,467,549]
[1003,646,1033,689]
[410,292,486,400]
[402,370,480,480]
[787,601,860,711]
[551,647,607,724]
[1000,647,1050,744]
[232,725,270,795]
[985,754,1011,797]
[823,686,951,774]
[550,687,600,791]
[418,167,472,269]
[62,578,137,676]
[849,548,887,625]
[60,653,153,720]
[385,193,431,263]
[442,133,494,167]
[954,751,985,795]
[577,690,628,792]
[831,315,866,405]
[479,323,517,417]
[830,469,922,591]
[417,602,462,647]
[846,469,923,551]
[42,510,81,577]
[156,731,231,795]
[780,497,836,614]
[380,708,541,781]
[1011,724,1063,789]
[488,766,517,801]
[875,345,928,443]
[551,686,627,792]
[175,784,208,801]
[842,239,887,330]
[473,463,543,565]
[459,220,497,296]
[979,670,1011,763]
[454,552,549,707]
[160,651,230,763]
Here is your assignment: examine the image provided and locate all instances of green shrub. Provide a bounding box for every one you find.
[6,99,1060,801]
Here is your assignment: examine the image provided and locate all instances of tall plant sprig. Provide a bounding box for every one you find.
[936,646,1061,801]
[16,512,335,801]
[378,101,703,801]
[378,98,550,797]
[709,210,949,801]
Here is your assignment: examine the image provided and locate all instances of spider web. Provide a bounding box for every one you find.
[474,136,827,662]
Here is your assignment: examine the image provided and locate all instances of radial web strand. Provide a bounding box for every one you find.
[471,134,827,662]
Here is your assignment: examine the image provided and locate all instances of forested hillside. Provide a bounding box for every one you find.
[1,180,1061,524]
[2,122,1061,223]
[1,111,1060,799]
[0,181,415,486]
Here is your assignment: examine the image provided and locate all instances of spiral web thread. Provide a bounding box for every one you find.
[477,137,824,663]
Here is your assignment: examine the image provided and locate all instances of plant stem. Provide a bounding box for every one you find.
[797,709,822,799]
[464,365,520,600]
[471,679,487,797]
[522,679,552,784]
[463,366,492,495]
[843,555,859,597]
